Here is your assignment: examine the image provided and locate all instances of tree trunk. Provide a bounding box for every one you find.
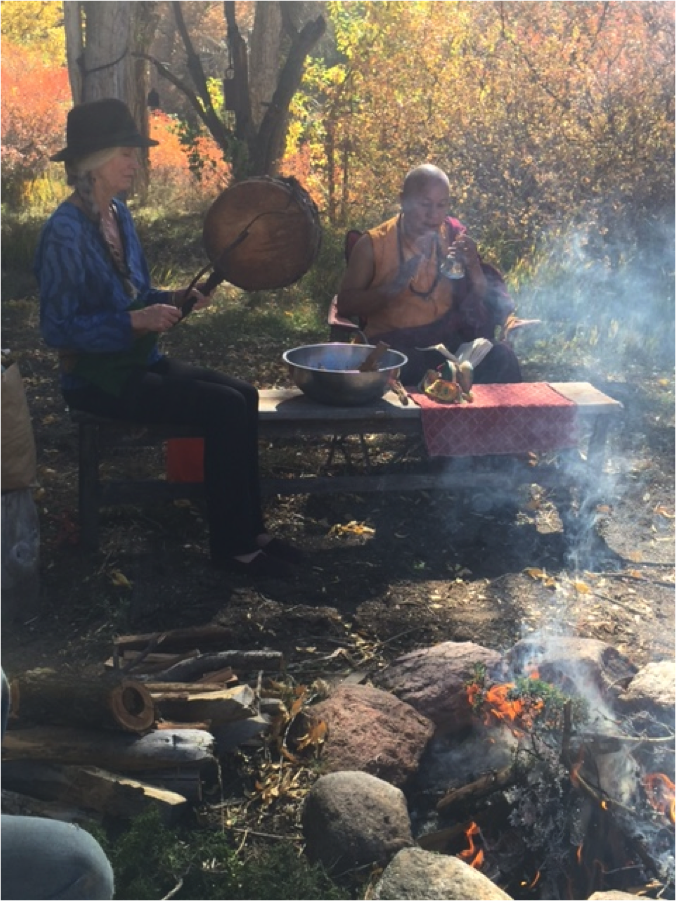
[11,671,156,734]
[130,1,161,198]
[248,2,284,129]
[63,1,84,102]
[62,0,160,194]
[80,2,133,102]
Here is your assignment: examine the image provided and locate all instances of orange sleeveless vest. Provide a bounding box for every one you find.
[364,216,454,337]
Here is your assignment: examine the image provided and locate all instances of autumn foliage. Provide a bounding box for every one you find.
[148,111,232,205]
[0,40,70,198]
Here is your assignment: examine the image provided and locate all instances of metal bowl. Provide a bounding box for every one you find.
[283,343,408,406]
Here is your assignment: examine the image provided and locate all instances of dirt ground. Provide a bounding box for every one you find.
[2,295,674,687]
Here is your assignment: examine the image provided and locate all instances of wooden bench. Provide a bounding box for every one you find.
[70,383,622,551]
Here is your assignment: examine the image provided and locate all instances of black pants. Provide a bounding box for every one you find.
[64,358,265,561]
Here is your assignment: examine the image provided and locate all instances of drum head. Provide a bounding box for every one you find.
[202,177,322,290]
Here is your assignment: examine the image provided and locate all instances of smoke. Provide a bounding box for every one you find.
[511,216,675,373]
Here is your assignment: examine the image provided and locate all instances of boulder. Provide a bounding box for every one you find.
[374,641,502,734]
[302,771,413,872]
[373,846,513,900]
[310,683,434,786]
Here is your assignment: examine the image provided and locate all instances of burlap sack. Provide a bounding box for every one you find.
[1,363,38,491]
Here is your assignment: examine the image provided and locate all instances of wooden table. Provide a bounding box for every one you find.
[71,382,622,551]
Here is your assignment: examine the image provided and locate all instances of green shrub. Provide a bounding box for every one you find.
[93,808,351,900]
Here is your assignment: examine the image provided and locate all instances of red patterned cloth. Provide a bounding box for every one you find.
[407,382,579,457]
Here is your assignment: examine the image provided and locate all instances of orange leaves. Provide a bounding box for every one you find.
[1,41,70,186]
[148,111,231,203]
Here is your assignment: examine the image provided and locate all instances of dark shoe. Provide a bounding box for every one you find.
[259,538,304,565]
[214,552,292,580]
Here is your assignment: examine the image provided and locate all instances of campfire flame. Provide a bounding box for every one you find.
[643,773,675,824]
[467,676,545,736]
[459,821,484,869]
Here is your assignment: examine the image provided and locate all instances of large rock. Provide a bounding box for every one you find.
[373,642,502,734]
[373,847,513,900]
[302,771,413,872]
[588,893,644,900]
[310,683,434,786]
[616,659,675,728]
[503,637,637,699]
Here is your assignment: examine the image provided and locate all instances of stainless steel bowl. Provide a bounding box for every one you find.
[283,343,408,406]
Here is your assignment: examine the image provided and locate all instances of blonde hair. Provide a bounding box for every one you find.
[65,146,121,184]
[65,146,122,221]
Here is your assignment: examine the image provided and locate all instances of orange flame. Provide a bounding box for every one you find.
[467,681,545,735]
[459,821,484,869]
[643,773,675,823]
[520,871,541,889]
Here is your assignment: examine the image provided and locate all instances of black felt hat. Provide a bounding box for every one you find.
[50,98,158,163]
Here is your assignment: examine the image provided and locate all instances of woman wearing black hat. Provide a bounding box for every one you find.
[35,98,302,579]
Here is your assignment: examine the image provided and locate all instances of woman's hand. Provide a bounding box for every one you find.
[174,282,214,314]
[130,303,182,334]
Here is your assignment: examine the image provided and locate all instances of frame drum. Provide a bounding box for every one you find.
[202,176,322,291]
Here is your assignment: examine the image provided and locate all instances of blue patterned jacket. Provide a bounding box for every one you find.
[35,198,170,391]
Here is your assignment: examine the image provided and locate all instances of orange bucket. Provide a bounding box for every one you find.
[166,438,204,482]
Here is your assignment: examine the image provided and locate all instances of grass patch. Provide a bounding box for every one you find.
[92,808,351,900]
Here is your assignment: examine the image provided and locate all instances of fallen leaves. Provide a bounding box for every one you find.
[524,567,557,588]
[328,520,375,538]
[108,569,133,589]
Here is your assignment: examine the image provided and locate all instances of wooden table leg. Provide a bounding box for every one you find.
[587,415,611,476]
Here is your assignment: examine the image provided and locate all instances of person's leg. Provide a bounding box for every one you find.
[65,362,266,560]
[1,816,114,900]
[473,343,522,384]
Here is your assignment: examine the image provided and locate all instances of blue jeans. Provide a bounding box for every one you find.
[1,671,114,900]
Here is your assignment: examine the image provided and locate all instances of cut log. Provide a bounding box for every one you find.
[195,667,237,685]
[2,760,188,823]
[138,769,203,805]
[105,650,201,673]
[144,681,233,694]
[2,726,216,773]
[436,764,517,812]
[114,625,234,653]
[152,684,257,726]
[10,670,155,734]
[146,650,284,682]
[2,788,101,827]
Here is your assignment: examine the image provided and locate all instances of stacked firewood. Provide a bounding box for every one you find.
[2,625,287,825]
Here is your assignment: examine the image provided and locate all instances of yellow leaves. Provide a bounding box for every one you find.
[108,569,133,590]
[254,764,304,806]
[329,520,375,538]
[570,580,591,594]
[524,567,556,588]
